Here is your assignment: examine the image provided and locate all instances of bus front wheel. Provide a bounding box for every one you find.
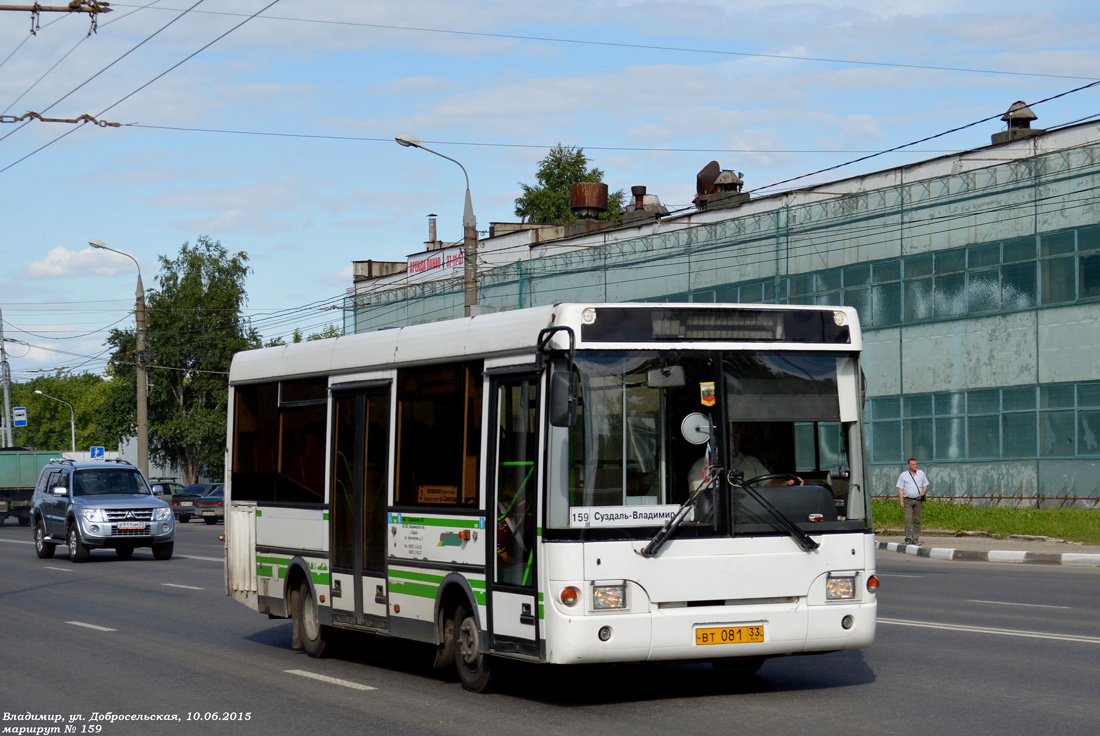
[296,581,329,658]
[454,604,491,692]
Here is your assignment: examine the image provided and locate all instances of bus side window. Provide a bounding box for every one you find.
[395,361,483,508]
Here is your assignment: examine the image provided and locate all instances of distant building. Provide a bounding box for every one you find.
[347,104,1100,507]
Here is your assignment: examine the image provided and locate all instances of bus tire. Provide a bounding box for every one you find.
[297,581,329,658]
[453,603,491,693]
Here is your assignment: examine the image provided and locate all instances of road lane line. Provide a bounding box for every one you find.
[0,539,32,544]
[44,566,73,572]
[285,670,376,691]
[966,599,1071,610]
[879,617,1100,644]
[176,554,223,562]
[67,621,116,632]
[163,583,204,590]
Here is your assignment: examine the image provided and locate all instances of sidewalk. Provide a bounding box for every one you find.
[875,529,1100,567]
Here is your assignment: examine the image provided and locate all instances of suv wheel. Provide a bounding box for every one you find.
[115,545,135,560]
[152,542,174,561]
[67,524,90,563]
[34,520,56,559]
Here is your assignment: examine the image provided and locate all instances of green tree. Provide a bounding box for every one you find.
[514,144,625,224]
[104,236,261,483]
[10,373,113,452]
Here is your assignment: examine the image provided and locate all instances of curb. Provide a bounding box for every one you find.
[875,541,1100,567]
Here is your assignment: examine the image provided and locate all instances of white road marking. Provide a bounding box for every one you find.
[44,566,73,572]
[966,599,1071,610]
[67,621,116,632]
[879,617,1100,644]
[285,670,377,691]
[176,555,223,562]
[163,583,204,590]
[0,538,32,544]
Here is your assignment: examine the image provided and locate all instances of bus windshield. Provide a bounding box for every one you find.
[552,349,868,536]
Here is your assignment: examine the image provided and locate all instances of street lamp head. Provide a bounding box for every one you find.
[395,134,422,149]
[89,239,107,249]
[34,390,43,395]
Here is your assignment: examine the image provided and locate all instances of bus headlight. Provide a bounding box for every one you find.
[592,583,627,610]
[825,575,856,601]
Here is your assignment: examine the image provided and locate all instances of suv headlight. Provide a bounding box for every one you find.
[81,507,109,523]
[152,507,173,521]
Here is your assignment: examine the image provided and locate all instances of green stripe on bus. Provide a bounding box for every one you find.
[389,569,445,584]
[468,579,486,589]
[539,603,544,620]
[256,555,292,565]
[323,512,329,520]
[256,565,273,578]
[311,572,330,585]
[255,509,262,517]
[389,580,438,599]
[390,516,483,529]
[474,591,487,606]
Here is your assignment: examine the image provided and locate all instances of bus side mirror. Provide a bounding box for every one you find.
[549,371,578,428]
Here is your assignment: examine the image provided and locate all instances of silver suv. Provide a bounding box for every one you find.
[30,459,175,562]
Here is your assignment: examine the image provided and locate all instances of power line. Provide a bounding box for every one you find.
[108,5,1100,82]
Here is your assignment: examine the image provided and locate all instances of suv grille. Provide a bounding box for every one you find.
[106,509,155,521]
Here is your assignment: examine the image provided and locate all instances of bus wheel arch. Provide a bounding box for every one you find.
[285,559,326,656]
[433,575,480,672]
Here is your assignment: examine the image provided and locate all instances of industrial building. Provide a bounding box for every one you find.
[347,104,1100,506]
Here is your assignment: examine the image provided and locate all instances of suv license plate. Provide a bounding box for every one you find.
[117,522,147,531]
[695,625,765,645]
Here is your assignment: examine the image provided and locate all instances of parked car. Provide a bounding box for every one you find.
[170,483,221,523]
[149,478,184,504]
[29,459,174,562]
[194,485,224,525]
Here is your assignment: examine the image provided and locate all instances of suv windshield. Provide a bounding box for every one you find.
[73,468,150,496]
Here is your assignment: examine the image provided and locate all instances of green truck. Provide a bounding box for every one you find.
[0,448,62,526]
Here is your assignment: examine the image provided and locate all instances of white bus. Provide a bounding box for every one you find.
[224,303,877,692]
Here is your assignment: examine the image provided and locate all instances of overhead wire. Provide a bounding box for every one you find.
[106,5,1100,82]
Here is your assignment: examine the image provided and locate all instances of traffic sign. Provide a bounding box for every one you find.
[90,446,105,460]
[13,407,27,427]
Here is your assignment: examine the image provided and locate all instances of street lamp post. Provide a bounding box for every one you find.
[88,239,148,477]
[34,389,75,454]
[395,134,479,317]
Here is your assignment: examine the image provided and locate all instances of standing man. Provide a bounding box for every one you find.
[897,458,929,545]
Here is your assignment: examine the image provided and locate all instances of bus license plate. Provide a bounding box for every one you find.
[695,625,764,646]
[117,522,146,531]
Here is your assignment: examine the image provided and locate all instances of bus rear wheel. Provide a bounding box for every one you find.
[454,603,491,693]
[297,581,329,658]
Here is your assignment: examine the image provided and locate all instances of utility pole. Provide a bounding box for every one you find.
[0,307,14,447]
[0,2,112,34]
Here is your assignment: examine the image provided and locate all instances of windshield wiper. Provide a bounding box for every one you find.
[735,478,819,552]
[638,476,713,558]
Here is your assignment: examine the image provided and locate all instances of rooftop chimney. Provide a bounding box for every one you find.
[991,101,1044,145]
[622,184,669,224]
[693,160,749,211]
[570,182,609,220]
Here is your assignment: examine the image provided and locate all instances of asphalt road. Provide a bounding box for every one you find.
[1,520,1098,736]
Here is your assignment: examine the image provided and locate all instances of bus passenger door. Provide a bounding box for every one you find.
[487,373,540,657]
[331,384,391,628]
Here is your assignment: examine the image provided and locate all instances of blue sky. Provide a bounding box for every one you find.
[1,0,1098,380]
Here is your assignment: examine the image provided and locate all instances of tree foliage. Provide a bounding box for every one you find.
[9,373,113,452]
[513,144,625,224]
[103,236,260,483]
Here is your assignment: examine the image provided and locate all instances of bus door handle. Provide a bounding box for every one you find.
[375,585,387,605]
[520,603,535,626]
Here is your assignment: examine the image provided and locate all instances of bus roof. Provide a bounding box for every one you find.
[229,303,862,384]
